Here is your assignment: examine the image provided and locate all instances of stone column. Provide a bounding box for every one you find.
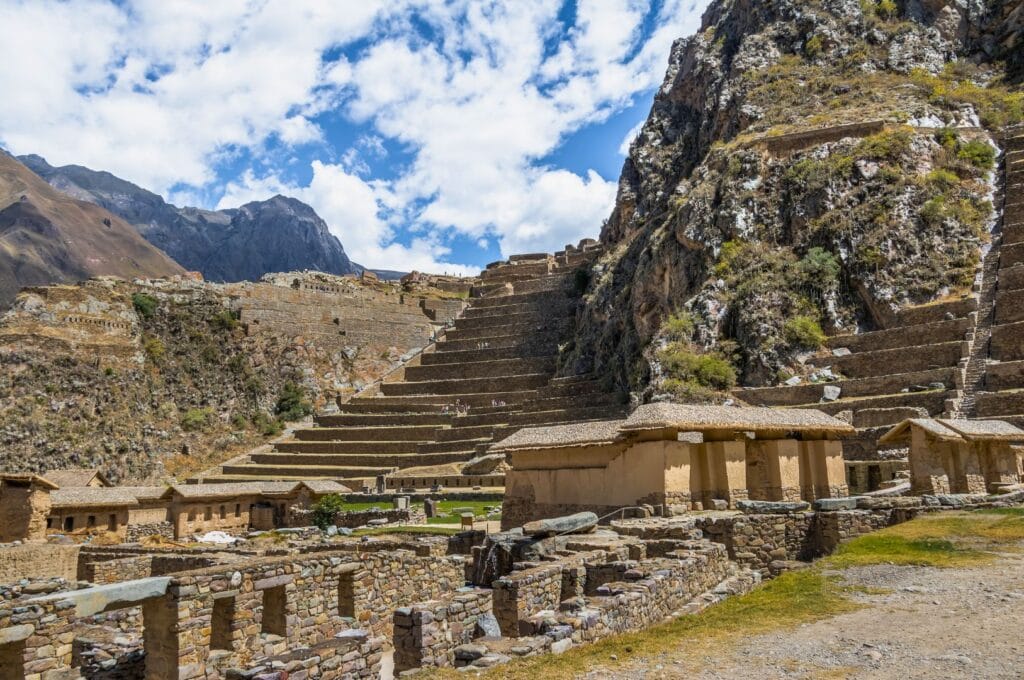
[801,440,848,499]
[664,441,700,509]
[908,428,952,494]
[699,441,748,507]
[747,440,802,501]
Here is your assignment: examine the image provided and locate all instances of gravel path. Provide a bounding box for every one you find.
[585,551,1024,679]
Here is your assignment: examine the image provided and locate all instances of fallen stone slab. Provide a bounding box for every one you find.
[522,511,598,537]
[855,496,923,510]
[813,497,860,511]
[735,500,809,514]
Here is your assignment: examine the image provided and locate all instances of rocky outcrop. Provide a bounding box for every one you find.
[565,0,1022,399]
[19,155,361,283]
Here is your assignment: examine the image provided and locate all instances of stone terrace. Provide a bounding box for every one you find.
[201,242,629,488]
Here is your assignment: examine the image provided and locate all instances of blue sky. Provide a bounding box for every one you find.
[0,0,707,274]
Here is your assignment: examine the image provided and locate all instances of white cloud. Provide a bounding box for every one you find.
[0,0,710,273]
[620,120,645,155]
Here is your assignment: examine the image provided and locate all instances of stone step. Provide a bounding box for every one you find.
[249,452,471,468]
[735,367,957,407]
[419,345,557,365]
[1007,202,1023,224]
[1006,134,1024,152]
[435,423,509,442]
[466,290,569,309]
[342,391,536,407]
[893,297,976,327]
[1001,241,1024,269]
[462,299,569,319]
[379,373,551,396]
[314,413,452,427]
[292,425,443,442]
[402,356,556,382]
[451,310,557,331]
[811,341,963,379]
[826,317,970,353]
[417,439,491,454]
[520,392,627,412]
[443,318,570,342]
[220,463,396,479]
[445,411,516,427]
[1002,223,1024,246]
[435,329,562,353]
[990,321,1024,361]
[985,360,1024,392]
[975,389,1024,418]
[273,441,417,454]
[334,402,450,415]
[995,288,1024,323]
[792,389,951,416]
[512,274,574,295]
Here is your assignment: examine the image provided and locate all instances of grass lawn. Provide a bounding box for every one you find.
[426,508,1024,679]
[350,525,461,537]
[330,498,500,524]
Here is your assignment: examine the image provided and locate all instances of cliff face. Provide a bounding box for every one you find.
[19,156,360,283]
[565,0,1023,399]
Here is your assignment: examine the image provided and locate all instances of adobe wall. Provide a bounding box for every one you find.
[0,485,51,543]
[47,506,130,540]
[0,544,80,585]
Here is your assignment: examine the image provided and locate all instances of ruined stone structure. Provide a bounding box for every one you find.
[880,418,1024,495]
[497,404,851,529]
[0,474,56,543]
[206,242,629,489]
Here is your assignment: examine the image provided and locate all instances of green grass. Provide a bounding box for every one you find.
[331,499,499,524]
[350,525,461,537]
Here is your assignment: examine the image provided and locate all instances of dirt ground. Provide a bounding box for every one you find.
[583,550,1024,679]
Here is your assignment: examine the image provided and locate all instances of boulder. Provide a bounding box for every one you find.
[462,453,507,475]
[813,497,859,511]
[522,512,598,537]
[735,500,809,514]
[474,612,502,639]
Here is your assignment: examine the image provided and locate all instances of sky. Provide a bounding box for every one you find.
[0,0,707,274]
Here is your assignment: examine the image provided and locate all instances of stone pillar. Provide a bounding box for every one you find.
[699,441,747,507]
[747,440,802,501]
[951,442,986,494]
[980,442,1023,492]
[801,440,848,499]
[908,428,951,495]
[663,441,702,509]
[144,591,188,680]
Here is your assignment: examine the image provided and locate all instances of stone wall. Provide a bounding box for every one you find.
[393,589,493,672]
[125,520,174,543]
[222,630,384,679]
[0,543,80,585]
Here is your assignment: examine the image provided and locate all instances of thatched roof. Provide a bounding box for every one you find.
[0,473,58,490]
[621,403,854,435]
[491,419,627,453]
[116,486,174,502]
[44,468,111,488]
[50,488,138,508]
[880,418,1024,444]
[170,482,273,500]
[938,419,1024,441]
[879,418,962,443]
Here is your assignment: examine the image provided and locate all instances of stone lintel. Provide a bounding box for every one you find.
[253,574,294,590]
[27,577,172,617]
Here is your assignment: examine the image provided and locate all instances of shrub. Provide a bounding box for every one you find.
[804,34,824,59]
[876,0,897,19]
[856,128,912,161]
[658,343,737,391]
[132,292,158,318]
[311,494,347,530]
[934,127,958,150]
[798,247,841,288]
[925,169,959,190]
[211,310,239,331]
[784,316,827,350]
[662,311,696,342]
[957,140,995,169]
[142,336,165,362]
[251,411,283,436]
[920,196,947,226]
[275,381,313,422]
[181,407,213,432]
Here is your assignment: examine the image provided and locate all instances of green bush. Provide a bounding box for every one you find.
[876,0,897,19]
[132,292,158,319]
[925,169,959,190]
[211,310,239,331]
[251,411,283,436]
[804,34,824,59]
[142,336,165,362]
[934,127,958,150]
[957,140,995,169]
[920,196,947,226]
[856,128,912,161]
[275,381,313,422]
[798,247,841,288]
[181,407,213,432]
[658,343,737,391]
[784,316,827,350]
[311,494,347,530]
[662,311,696,342]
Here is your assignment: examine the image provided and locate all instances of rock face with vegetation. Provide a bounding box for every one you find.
[0,273,461,483]
[563,0,1023,401]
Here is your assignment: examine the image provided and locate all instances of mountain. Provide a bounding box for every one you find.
[19,155,362,282]
[0,152,184,306]
[564,0,1023,398]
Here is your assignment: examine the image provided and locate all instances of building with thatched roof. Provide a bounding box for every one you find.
[47,487,138,539]
[880,418,1024,494]
[496,404,853,528]
[43,467,111,488]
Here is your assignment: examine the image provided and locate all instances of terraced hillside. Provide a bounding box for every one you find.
[197,242,629,488]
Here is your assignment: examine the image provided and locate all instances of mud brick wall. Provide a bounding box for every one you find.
[0,543,80,585]
[393,589,493,672]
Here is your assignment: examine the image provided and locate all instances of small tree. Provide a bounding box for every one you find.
[311,494,347,530]
[275,381,313,422]
[132,292,158,318]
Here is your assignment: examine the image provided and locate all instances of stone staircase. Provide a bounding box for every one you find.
[196,242,629,488]
[970,124,1024,426]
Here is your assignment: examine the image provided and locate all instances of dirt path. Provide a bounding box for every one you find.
[586,551,1024,679]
